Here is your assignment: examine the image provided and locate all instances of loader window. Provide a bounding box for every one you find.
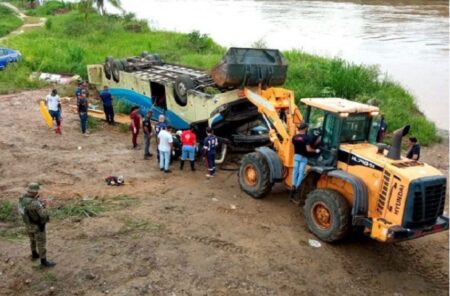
[340,114,371,143]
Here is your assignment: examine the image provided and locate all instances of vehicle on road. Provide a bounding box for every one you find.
[0,47,21,70]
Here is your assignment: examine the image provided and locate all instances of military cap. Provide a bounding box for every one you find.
[27,183,40,193]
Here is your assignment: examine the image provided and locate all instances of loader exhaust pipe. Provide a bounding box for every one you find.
[387,125,410,160]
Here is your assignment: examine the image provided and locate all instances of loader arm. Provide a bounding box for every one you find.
[244,88,303,176]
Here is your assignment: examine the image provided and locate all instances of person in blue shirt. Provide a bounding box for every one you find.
[99,85,115,125]
[75,81,83,104]
[203,127,218,178]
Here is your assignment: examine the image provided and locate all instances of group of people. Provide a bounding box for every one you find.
[128,106,219,177]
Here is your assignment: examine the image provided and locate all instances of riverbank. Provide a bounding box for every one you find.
[0,0,441,145]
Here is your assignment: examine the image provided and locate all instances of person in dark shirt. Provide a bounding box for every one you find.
[99,85,115,125]
[130,106,141,149]
[406,137,420,160]
[142,110,153,159]
[203,127,218,178]
[77,91,89,135]
[376,115,388,143]
[290,123,320,201]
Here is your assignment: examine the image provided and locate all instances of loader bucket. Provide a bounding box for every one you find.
[210,47,288,88]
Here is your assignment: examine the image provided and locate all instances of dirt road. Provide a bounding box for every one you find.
[0,89,448,296]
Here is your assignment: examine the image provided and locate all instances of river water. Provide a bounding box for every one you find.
[111,0,449,130]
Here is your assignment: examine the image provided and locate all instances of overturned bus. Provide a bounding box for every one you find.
[87,48,288,160]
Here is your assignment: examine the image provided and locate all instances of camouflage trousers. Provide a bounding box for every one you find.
[26,225,46,259]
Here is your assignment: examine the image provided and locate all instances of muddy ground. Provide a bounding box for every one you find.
[0,89,448,296]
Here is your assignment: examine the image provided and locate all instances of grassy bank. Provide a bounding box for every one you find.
[2,1,439,145]
[0,4,23,37]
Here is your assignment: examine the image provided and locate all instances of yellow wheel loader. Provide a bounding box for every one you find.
[238,88,448,243]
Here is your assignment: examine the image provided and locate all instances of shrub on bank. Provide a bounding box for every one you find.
[0,64,44,94]
[2,5,439,145]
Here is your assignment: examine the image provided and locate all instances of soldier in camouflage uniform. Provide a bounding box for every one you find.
[18,183,56,269]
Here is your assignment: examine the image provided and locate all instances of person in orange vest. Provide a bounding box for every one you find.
[180,127,197,171]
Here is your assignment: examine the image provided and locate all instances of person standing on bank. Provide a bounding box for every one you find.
[290,123,320,201]
[157,125,173,173]
[130,106,141,149]
[180,127,197,171]
[45,89,62,134]
[376,114,388,143]
[18,183,56,269]
[203,127,218,178]
[77,91,89,135]
[406,137,420,160]
[99,85,115,125]
[143,110,153,159]
[155,114,167,161]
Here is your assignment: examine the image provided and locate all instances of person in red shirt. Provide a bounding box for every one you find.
[180,127,197,171]
[130,106,141,149]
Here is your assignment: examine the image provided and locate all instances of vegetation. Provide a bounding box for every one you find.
[2,1,439,144]
[0,200,17,222]
[87,116,100,130]
[52,196,138,220]
[0,64,45,94]
[0,4,23,37]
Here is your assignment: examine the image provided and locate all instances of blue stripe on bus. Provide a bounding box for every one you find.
[109,88,190,130]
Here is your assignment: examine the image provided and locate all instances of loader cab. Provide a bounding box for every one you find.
[301,98,380,167]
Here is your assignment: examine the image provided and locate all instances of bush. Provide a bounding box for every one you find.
[26,0,72,16]
[184,31,214,53]
[0,200,17,223]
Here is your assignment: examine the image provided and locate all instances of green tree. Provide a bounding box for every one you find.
[95,0,122,15]
[78,0,122,19]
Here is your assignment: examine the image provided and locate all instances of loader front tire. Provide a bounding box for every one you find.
[238,152,271,199]
[304,189,350,243]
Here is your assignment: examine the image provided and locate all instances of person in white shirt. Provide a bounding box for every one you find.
[45,89,62,134]
[157,125,173,173]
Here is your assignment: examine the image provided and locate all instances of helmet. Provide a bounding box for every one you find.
[176,130,182,136]
[27,182,40,193]
[117,176,124,184]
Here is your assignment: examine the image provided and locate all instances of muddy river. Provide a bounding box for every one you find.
[111,0,449,130]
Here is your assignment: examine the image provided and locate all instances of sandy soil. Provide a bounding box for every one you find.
[0,89,448,296]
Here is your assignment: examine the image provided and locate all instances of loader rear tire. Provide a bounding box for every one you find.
[304,189,350,243]
[238,152,271,199]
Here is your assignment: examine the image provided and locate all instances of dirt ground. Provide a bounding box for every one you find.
[0,89,448,296]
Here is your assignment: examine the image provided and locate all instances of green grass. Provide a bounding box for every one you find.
[87,116,100,130]
[0,226,27,240]
[0,63,46,94]
[52,196,138,220]
[119,218,165,236]
[113,99,133,115]
[0,5,23,37]
[2,2,440,145]
[0,200,26,241]
[0,200,17,222]
[52,199,107,219]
